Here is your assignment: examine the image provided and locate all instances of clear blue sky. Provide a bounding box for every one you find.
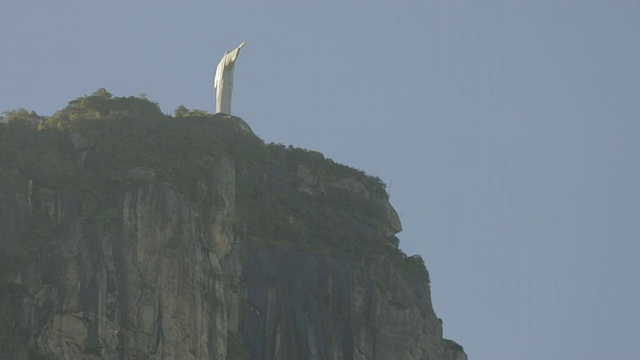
[2,1,639,359]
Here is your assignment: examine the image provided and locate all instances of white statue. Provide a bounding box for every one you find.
[214,41,245,114]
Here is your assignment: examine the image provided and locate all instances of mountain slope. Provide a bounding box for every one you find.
[0,91,466,360]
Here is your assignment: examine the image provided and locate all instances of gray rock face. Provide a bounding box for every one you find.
[6,182,232,359]
[0,183,26,251]
[0,157,466,360]
[212,113,255,136]
[239,246,465,360]
[109,167,155,185]
[296,164,325,195]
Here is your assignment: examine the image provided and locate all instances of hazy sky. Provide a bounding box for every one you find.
[2,1,639,359]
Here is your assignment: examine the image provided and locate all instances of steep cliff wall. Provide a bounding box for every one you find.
[0,179,234,359]
[0,93,466,359]
[240,246,454,360]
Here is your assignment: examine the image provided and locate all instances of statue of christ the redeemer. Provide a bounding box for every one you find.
[214,41,245,114]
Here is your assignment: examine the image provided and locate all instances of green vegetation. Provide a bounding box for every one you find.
[0,89,433,355]
[174,105,211,118]
[0,108,43,125]
[0,88,429,277]
[396,254,430,283]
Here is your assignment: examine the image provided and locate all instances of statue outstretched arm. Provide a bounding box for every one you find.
[214,41,246,89]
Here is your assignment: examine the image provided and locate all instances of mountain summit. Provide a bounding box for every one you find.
[0,91,467,360]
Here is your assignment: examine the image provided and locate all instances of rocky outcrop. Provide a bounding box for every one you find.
[296,164,325,196]
[2,181,232,359]
[0,118,466,359]
[240,246,465,360]
[212,113,255,136]
[0,154,237,359]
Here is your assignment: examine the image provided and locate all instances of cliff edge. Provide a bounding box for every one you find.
[0,91,467,359]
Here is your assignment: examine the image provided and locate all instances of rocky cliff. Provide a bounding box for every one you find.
[0,91,466,359]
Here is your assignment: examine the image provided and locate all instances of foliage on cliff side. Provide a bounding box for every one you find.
[0,89,429,278]
[1,89,433,356]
